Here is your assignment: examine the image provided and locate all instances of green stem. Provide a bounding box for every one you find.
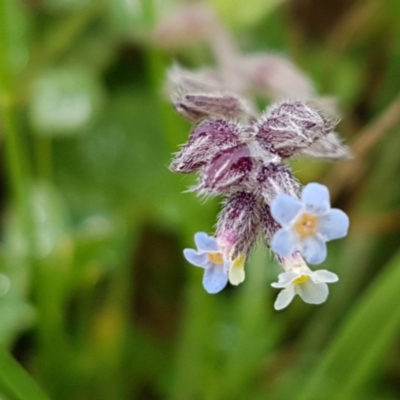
[35,137,53,181]
[0,0,32,221]
[297,250,400,400]
[19,2,104,101]
[0,347,50,400]
[43,9,99,63]
[0,4,48,400]
[140,0,156,25]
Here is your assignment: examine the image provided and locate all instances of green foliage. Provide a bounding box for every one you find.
[0,0,400,399]
[29,65,104,137]
[209,0,282,28]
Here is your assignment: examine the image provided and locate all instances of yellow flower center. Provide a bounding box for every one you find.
[293,275,309,284]
[294,213,318,237]
[207,252,224,265]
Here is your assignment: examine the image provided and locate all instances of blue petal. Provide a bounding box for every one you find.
[194,232,219,252]
[202,266,228,294]
[300,236,327,264]
[318,209,349,240]
[183,249,208,268]
[301,183,330,215]
[271,229,298,256]
[271,194,302,226]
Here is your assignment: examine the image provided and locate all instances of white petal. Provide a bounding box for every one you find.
[301,183,330,215]
[203,266,228,294]
[311,269,339,283]
[229,267,245,286]
[271,194,302,226]
[318,209,349,240]
[274,286,296,310]
[228,256,245,285]
[297,280,329,304]
[183,249,208,268]
[300,236,327,264]
[271,229,298,256]
[271,271,299,288]
[194,232,219,252]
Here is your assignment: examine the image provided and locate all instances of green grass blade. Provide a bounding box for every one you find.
[298,250,400,400]
[0,347,50,400]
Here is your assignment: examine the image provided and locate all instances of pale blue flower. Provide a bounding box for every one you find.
[272,264,339,310]
[271,183,349,264]
[183,232,230,294]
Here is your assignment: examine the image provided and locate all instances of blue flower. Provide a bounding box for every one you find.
[183,232,230,294]
[271,183,349,264]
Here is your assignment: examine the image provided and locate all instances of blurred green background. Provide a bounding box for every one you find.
[1,0,400,399]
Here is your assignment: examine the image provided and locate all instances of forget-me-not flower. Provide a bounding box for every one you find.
[183,232,230,294]
[272,263,339,310]
[271,183,349,264]
[169,69,351,305]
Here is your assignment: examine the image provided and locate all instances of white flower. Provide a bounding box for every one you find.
[271,262,339,310]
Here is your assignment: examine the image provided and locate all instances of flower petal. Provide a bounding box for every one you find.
[318,209,349,241]
[300,236,327,264]
[274,286,296,310]
[301,183,330,215]
[271,271,299,288]
[311,269,339,284]
[194,232,219,252]
[203,265,228,294]
[297,280,329,304]
[183,249,208,268]
[271,194,302,226]
[229,255,245,285]
[271,229,298,256]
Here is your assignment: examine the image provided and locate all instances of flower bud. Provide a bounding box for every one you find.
[170,119,241,173]
[256,163,300,204]
[256,101,336,158]
[216,191,260,260]
[300,132,351,160]
[239,54,315,100]
[196,145,253,194]
[260,204,280,245]
[152,4,215,49]
[172,93,249,122]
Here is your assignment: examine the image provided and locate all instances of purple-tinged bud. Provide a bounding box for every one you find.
[239,55,315,100]
[216,191,260,260]
[196,145,254,194]
[170,119,241,173]
[152,4,215,50]
[260,204,281,246]
[256,163,301,205]
[300,132,351,160]
[167,65,252,122]
[256,101,336,158]
[167,65,226,97]
[172,93,250,122]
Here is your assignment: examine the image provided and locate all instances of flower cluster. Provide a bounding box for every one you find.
[170,68,350,310]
